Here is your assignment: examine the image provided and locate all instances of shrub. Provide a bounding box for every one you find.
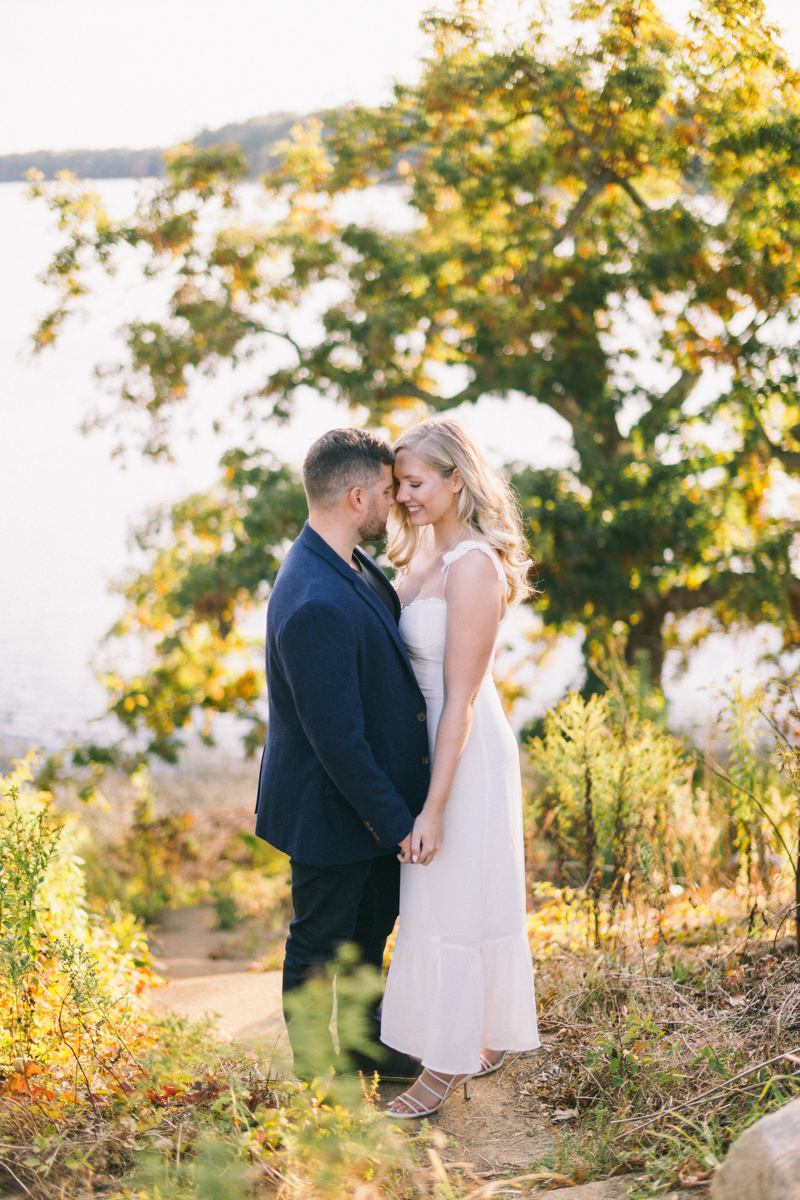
[0,757,154,1097]
[528,684,688,939]
[81,765,199,924]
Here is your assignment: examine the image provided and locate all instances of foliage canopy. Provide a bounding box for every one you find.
[30,0,800,757]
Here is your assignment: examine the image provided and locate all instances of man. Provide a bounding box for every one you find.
[255,428,430,1078]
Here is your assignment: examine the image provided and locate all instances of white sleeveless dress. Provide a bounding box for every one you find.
[380,541,540,1074]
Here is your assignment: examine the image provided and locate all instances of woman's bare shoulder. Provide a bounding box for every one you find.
[443,543,504,597]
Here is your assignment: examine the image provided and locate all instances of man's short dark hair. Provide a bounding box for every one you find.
[302,428,395,509]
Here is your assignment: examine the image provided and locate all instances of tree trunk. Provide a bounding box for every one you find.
[624,600,666,688]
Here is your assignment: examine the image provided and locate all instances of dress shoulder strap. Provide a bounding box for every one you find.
[441,540,506,588]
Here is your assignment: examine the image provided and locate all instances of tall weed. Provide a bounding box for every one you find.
[528,685,687,939]
[526,650,800,947]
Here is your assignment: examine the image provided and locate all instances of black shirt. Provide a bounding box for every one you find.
[352,551,399,620]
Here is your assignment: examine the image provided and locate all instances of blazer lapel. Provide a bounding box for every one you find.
[299,524,414,674]
[353,545,401,622]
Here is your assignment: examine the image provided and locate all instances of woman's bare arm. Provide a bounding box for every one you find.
[404,550,503,865]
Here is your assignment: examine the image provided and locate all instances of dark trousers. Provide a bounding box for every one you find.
[282,853,400,1076]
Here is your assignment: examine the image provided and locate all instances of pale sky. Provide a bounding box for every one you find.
[1,0,798,156]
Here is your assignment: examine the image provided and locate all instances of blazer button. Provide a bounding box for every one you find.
[417,712,426,722]
[421,756,429,765]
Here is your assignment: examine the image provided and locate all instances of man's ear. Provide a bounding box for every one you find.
[347,485,366,513]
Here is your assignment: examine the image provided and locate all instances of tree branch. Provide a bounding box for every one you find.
[645,368,702,425]
[616,175,653,214]
[523,178,610,285]
[552,183,603,245]
[665,582,722,613]
[375,380,481,409]
[264,329,303,361]
[544,390,582,429]
[765,444,800,471]
[555,103,598,155]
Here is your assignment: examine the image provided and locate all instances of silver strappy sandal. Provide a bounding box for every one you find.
[386,1069,474,1119]
[474,1050,507,1078]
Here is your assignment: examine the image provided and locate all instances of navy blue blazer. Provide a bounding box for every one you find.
[255,523,431,865]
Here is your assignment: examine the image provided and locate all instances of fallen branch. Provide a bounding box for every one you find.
[427,1152,577,1199]
[610,1046,800,1136]
[462,1173,577,1199]
[0,1160,34,1197]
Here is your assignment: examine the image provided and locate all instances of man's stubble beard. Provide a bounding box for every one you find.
[357,498,388,542]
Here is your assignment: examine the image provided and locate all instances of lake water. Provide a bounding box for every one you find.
[0,179,776,758]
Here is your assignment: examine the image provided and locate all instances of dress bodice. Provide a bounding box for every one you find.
[398,541,506,695]
[399,597,448,693]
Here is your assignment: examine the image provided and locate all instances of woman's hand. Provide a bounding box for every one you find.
[410,806,444,865]
[397,832,413,864]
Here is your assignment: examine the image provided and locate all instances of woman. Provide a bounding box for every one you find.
[380,417,540,1118]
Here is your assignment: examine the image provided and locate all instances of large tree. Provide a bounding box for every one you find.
[32,0,800,759]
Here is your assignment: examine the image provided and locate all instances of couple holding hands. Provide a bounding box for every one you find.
[255,417,539,1118]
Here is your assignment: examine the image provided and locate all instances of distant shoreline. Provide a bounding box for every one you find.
[0,111,304,182]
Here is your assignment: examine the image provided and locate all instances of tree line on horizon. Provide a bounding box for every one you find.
[0,111,303,182]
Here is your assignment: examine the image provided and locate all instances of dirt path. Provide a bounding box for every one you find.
[144,908,697,1196]
[145,906,553,1168]
[379,1053,554,1171]
[145,907,290,1057]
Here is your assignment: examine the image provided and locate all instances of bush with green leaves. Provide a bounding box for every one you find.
[528,655,690,937]
[0,757,152,1085]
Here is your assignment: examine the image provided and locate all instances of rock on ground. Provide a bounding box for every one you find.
[527,1183,699,1199]
[710,1097,800,1199]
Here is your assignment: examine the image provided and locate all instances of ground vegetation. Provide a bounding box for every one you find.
[6,672,800,1196]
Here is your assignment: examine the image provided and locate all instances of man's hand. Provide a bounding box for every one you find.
[397,832,413,863]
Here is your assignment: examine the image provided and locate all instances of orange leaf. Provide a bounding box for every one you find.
[12,1058,44,1077]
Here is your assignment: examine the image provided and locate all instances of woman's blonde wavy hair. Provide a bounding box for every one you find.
[387,417,534,604]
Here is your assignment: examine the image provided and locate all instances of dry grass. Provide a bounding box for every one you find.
[6,689,800,1200]
[507,886,800,1194]
[5,900,799,1198]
